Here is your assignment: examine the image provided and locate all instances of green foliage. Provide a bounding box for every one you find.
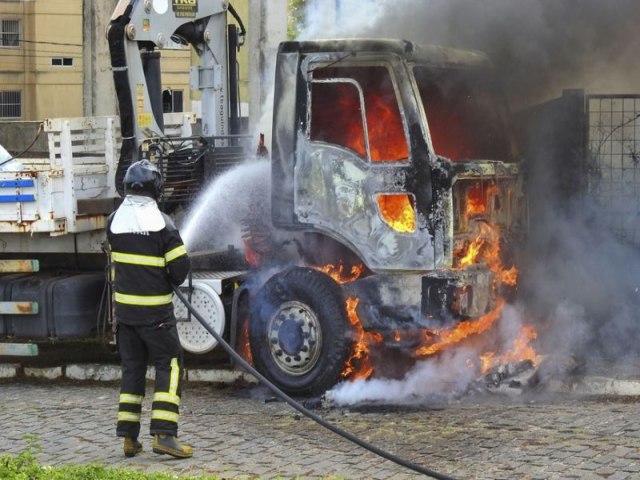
[288,0,307,39]
[0,437,218,480]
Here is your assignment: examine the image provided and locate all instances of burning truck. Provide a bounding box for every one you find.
[0,1,530,397]
[237,39,527,395]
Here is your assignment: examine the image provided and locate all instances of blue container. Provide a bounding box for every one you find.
[8,272,105,339]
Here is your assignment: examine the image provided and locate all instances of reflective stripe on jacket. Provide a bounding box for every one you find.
[107,205,190,326]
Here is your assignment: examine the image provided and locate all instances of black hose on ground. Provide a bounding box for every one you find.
[172,286,458,480]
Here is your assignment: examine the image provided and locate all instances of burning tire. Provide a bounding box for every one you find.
[249,267,353,396]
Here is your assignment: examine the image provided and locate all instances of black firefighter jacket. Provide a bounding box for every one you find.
[107,197,190,326]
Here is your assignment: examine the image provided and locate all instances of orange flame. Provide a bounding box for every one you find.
[311,67,409,163]
[479,324,542,373]
[342,297,382,380]
[465,182,498,217]
[243,238,262,268]
[315,262,364,284]
[377,193,416,233]
[458,237,485,267]
[455,222,518,286]
[414,298,505,357]
[312,264,379,380]
[237,317,254,366]
[366,93,409,162]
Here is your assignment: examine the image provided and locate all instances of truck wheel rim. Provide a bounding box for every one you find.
[267,300,322,376]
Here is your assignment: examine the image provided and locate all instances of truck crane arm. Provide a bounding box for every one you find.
[107,0,243,194]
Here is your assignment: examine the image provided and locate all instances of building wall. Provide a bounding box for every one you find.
[0,0,83,120]
[83,0,118,117]
[0,1,28,119]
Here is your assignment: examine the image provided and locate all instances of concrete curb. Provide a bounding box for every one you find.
[24,366,63,380]
[3,363,640,396]
[0,362,258,384]
[549,375,640,396]
[0,363,20,379]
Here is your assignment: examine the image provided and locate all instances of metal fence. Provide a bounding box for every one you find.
[587,95,640,248]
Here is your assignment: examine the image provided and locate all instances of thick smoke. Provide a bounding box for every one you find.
[521,197,640,366]
[294,0,640,404]
[300,0,639,107]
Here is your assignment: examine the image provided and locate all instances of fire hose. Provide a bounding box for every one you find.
[172,285,458,480]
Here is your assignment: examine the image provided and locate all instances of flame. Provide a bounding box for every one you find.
[455,221,518,286]
[479,324,542,373]
[243,238,262,268]
[419,173,535,373]
[366,93,409,162]
[311,66,409,163]
[414,298,505,357]
[312,263,380,379]
[377,193,416,233]
[315,261,364,284]
[237,317,254,366]
[342,297,382,380]
[458,237,484,267]
[454,179,519,285]
[465,181,498,217]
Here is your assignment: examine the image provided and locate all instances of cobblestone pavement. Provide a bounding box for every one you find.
[2,380,640,480]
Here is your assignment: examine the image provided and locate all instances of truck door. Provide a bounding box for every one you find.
[291,58,439,272]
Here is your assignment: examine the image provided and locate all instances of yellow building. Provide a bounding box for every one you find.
[0,0,84,119]
[0,0,252,122]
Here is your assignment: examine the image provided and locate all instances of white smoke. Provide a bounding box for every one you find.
[296,0,387,40]
[331,347,477,406]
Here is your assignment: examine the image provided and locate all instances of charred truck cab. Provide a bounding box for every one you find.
[250,39,523,394]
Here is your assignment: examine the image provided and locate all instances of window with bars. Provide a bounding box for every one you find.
[0,19,20,47]
[0,91,21,118]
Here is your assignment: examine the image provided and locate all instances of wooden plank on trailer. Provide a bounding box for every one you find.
[0,260,40,273]
[51,145,106,155]
[0,343,38,356]
[0,301,39,315]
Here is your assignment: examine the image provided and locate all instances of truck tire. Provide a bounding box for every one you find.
[249,266,353,396]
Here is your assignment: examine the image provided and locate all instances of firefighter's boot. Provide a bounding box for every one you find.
[152,434,193,458]
[123,437,143,457]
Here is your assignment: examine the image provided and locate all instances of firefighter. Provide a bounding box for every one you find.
[107,159,192,459]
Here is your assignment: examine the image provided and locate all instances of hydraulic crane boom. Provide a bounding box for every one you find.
[107,0,244,192]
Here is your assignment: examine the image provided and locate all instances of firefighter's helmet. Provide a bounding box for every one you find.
[123,160,163,200]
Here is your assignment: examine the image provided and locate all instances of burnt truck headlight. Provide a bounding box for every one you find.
[376,193,416,233]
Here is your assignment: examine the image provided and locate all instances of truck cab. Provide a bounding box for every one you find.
[248,39,524,394]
